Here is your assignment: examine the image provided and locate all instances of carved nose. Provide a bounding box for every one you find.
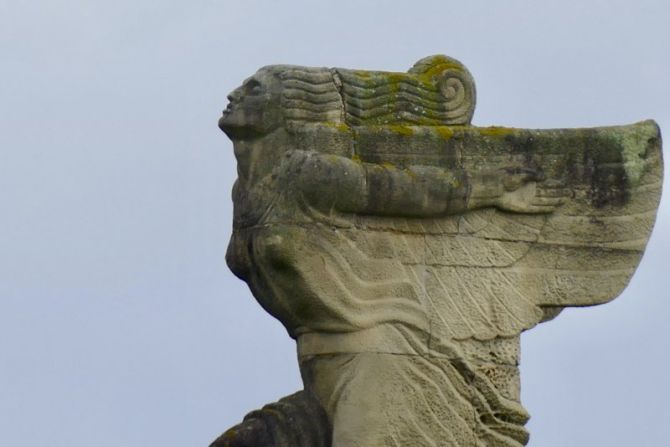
[227,87,244,103]
[224,92,238,114]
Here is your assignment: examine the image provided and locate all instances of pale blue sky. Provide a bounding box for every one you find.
[1,1,668,445]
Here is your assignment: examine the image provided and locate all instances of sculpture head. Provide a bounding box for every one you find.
[219,55,478,142]
[218,66,285,139]
[219,65,345,140]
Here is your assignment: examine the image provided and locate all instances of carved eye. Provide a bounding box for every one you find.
[245,80,263,95]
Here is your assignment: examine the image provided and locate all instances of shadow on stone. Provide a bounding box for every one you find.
[210,390,331,447]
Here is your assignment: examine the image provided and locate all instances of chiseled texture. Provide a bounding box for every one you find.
[210,390,331,447]
[215,55,663,446]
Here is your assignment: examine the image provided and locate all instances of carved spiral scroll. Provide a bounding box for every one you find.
[438,68,473,121]
[408,54,477,125]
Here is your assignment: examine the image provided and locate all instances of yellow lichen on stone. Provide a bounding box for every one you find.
[479,126,518,137]
[386,125,414,136]
[322,121,351,133]
[414,55,464,81]
[435,126,455,140]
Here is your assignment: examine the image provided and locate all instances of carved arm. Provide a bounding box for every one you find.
[283,150,560,216]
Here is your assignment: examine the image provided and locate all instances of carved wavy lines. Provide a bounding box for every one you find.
[344,100,446,119]
[282,87,342,123]
[282,101,341,118]
[281,78,338,93]
[282,83,340,100]
[282,92,342,106]
[318,260,422,330]
[344,100,454,122]
[278,66,475,126]
[250,232,426,334]
[323,228,537,340]
[337,70,439,94]
[335,69,476,126]
[299,230,428,331]
[278,68,334,85]
[341,82,447,105]
[345,107,449,126]
[343,91,449,113]
[278,72,344,124]
[282,100,342,116]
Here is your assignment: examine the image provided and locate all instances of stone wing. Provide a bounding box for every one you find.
[328,121,664,341]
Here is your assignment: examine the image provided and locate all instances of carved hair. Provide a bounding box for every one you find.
[277,67,344,126]
[274,55,476,129]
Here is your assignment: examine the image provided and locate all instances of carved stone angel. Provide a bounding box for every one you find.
[212,56,662,447]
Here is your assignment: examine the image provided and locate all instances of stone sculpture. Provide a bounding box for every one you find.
[212,55,663,446]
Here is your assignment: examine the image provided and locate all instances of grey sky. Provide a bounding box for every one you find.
[1,1,668,445]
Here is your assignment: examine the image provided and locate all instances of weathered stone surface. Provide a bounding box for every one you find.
[210,390,331,447]
[214,55,663,446]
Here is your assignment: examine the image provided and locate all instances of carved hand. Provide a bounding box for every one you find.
[469,168,564,213]
[496,169,565,213]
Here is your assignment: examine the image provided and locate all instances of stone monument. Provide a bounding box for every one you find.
[212,55,663,446]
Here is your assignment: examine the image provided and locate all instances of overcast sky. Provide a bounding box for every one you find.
[1,1,668,446]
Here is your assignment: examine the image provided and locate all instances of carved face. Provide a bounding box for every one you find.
[218,67,284,139]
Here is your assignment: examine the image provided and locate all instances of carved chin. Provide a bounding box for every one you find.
[219,115,258,139]
[218,113,276,140]
[218,113,236,133]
